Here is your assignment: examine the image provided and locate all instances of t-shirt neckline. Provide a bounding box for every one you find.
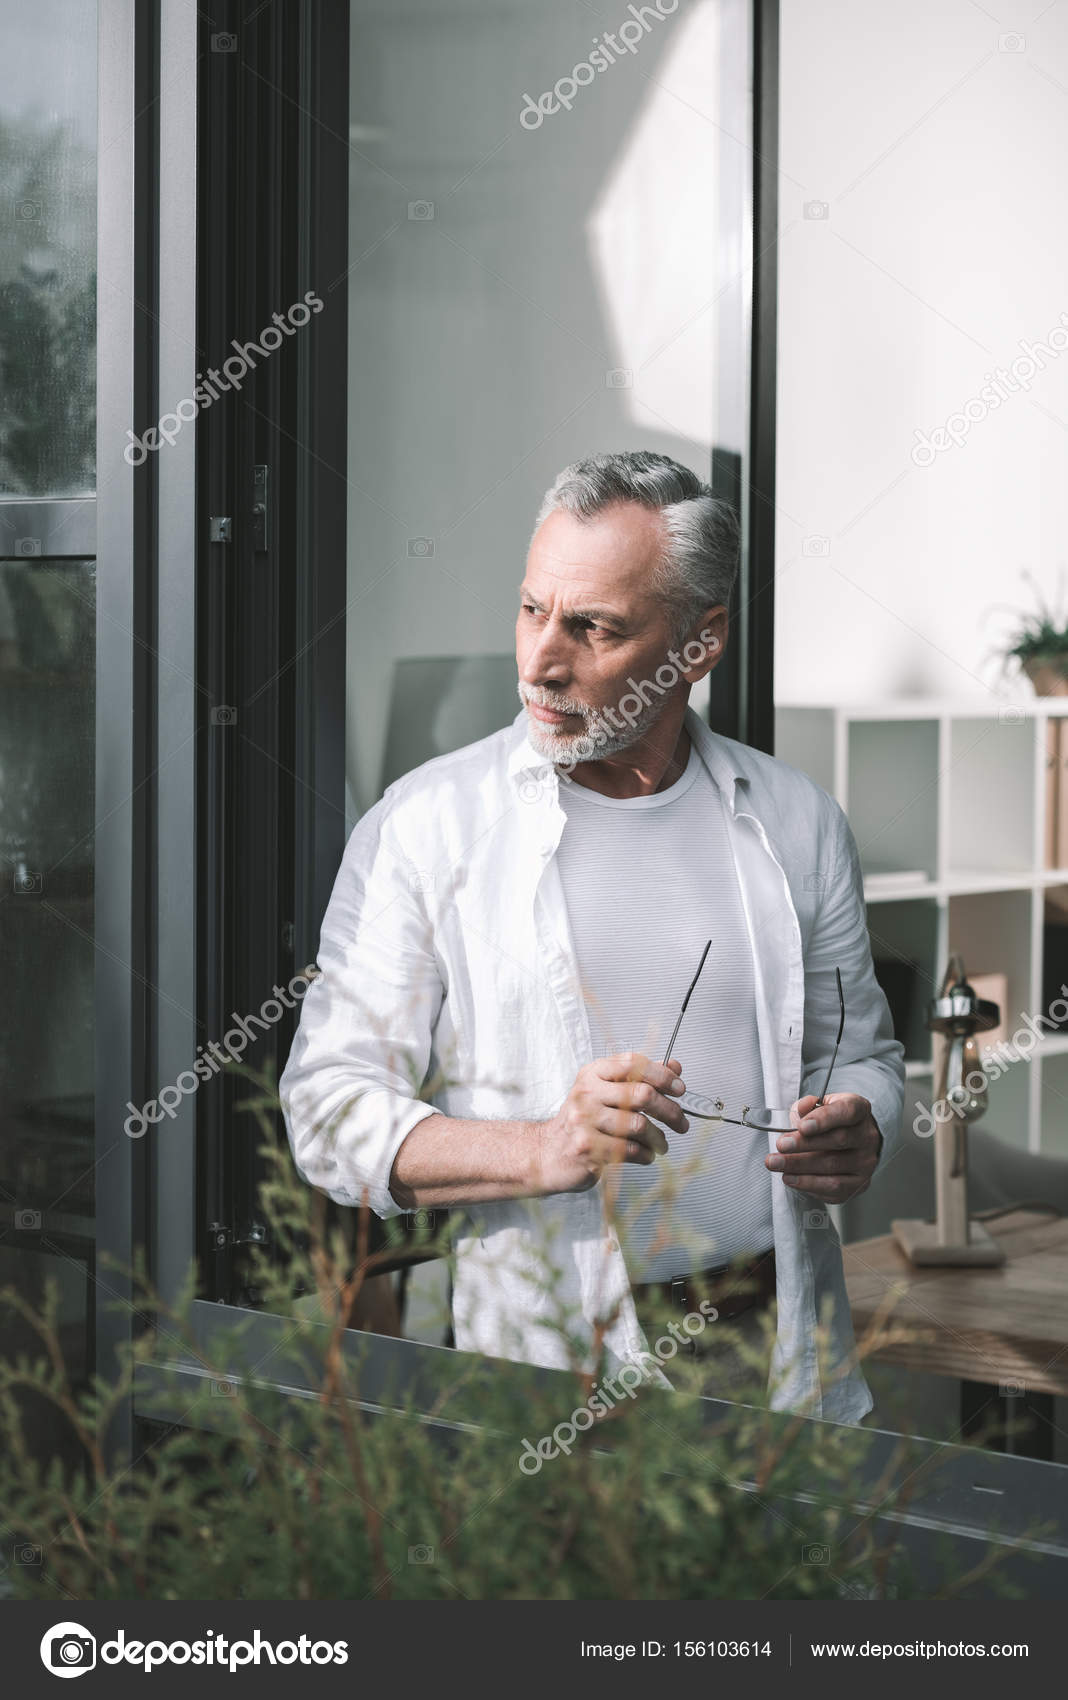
[559,739,702,809]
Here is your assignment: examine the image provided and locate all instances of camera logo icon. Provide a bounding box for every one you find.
[211,31,237,52]
[40,1623,96,1678]
[408,1544,434,1563]
[605,368,632,389]
[802,535,829,557]
[998,32,1025,53]
[16,200,41,221]
[210,704,236,726]
[802,1543,830,1564]
[998,704,1025,724]
[17,537,42,556]
[803,1209,830,1230]
[518,772,554,804]
[408,201,434,220]
[13,870,42,894]
[407,537,435,557]
[15,1208,42,1230]
[803,200,829,220]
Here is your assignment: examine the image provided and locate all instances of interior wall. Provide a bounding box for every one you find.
[774,0,1068,707]
[345,0,746,823]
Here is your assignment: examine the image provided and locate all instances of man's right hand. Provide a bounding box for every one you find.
[530,1052,689,1196]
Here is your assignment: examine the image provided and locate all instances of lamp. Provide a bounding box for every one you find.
[891,953,1005,1266]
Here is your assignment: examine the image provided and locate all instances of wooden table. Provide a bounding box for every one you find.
[842,1209,1068,1459]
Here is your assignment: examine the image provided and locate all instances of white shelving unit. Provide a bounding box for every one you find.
[776,699,1068,1161]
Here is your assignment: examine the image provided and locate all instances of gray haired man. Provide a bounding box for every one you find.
[281,450,904,1422]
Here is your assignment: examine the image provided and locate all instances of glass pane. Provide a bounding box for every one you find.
[0,559,95,1408]
[345,0,747,827]
[0,0,97,496]
[337,0,752,1347]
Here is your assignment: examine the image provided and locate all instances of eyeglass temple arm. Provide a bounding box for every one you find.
[814,966,845,1106]
[661,950,842,1123]
[661,937,712,1065]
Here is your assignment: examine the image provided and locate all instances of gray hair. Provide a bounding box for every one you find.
[533,451,740,644]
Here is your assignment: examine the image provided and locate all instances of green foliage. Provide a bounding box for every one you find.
[0,1065,1052,1601]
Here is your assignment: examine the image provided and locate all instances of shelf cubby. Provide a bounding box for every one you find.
[846,719,939,882]
[1039,1051,1068,1157]
[775,698,1068,1163]
[945,715,1036,878]
[865,897,939,1067]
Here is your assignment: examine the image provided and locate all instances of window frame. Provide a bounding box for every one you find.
[81,0,1068,1571]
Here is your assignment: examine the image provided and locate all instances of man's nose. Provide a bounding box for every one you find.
[519,616,571,686]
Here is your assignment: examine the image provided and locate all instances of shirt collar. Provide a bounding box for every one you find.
[505,704,749,814]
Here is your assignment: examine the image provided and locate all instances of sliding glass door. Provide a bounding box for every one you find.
[177,0,775,1350]
[0,0,97,1473]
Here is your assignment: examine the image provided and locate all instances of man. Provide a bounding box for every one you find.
[279,450,905,1424]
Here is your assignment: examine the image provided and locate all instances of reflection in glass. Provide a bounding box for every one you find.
[345,0,734,824]
[342,0,747,1346]
[0,559,95,1403]
[0,0,97,496]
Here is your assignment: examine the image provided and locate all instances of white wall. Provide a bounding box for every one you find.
[775,0,1068,707]
[345,0,738,822]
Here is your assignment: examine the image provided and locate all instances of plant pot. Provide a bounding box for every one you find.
[1022,655,1068,696]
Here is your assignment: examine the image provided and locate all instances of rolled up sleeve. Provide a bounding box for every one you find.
[799,799,906,1170]
[279,789,446,1219]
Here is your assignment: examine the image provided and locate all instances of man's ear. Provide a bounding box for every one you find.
[679,606,728,683]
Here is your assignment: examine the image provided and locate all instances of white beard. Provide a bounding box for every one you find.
[518,684,672,769]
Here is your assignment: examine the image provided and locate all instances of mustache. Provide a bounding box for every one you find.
[523,691,589,718]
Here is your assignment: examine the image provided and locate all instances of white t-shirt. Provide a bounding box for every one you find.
[554,737,774,1282]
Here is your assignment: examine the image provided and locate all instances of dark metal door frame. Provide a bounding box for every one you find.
[193,0,349,1313]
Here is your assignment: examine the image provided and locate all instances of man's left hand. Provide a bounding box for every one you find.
[764,1092,883,1205]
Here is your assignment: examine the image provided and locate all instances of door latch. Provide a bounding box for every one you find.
[251,464,269,552]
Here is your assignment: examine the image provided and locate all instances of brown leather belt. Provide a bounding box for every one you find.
[631,1246,777,1324]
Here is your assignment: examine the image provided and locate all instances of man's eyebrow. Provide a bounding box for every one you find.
[517,585,628,629]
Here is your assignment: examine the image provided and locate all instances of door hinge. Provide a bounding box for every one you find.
[209,1220,270,1250]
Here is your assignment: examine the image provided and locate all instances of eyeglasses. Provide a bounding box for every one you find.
[660,940,845,1135]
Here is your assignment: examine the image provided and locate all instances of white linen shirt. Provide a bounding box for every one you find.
[279,703,906,1425]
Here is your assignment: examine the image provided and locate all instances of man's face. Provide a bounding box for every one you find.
[515,501,722,764]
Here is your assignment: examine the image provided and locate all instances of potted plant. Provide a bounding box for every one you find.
[997,570,1068,695]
